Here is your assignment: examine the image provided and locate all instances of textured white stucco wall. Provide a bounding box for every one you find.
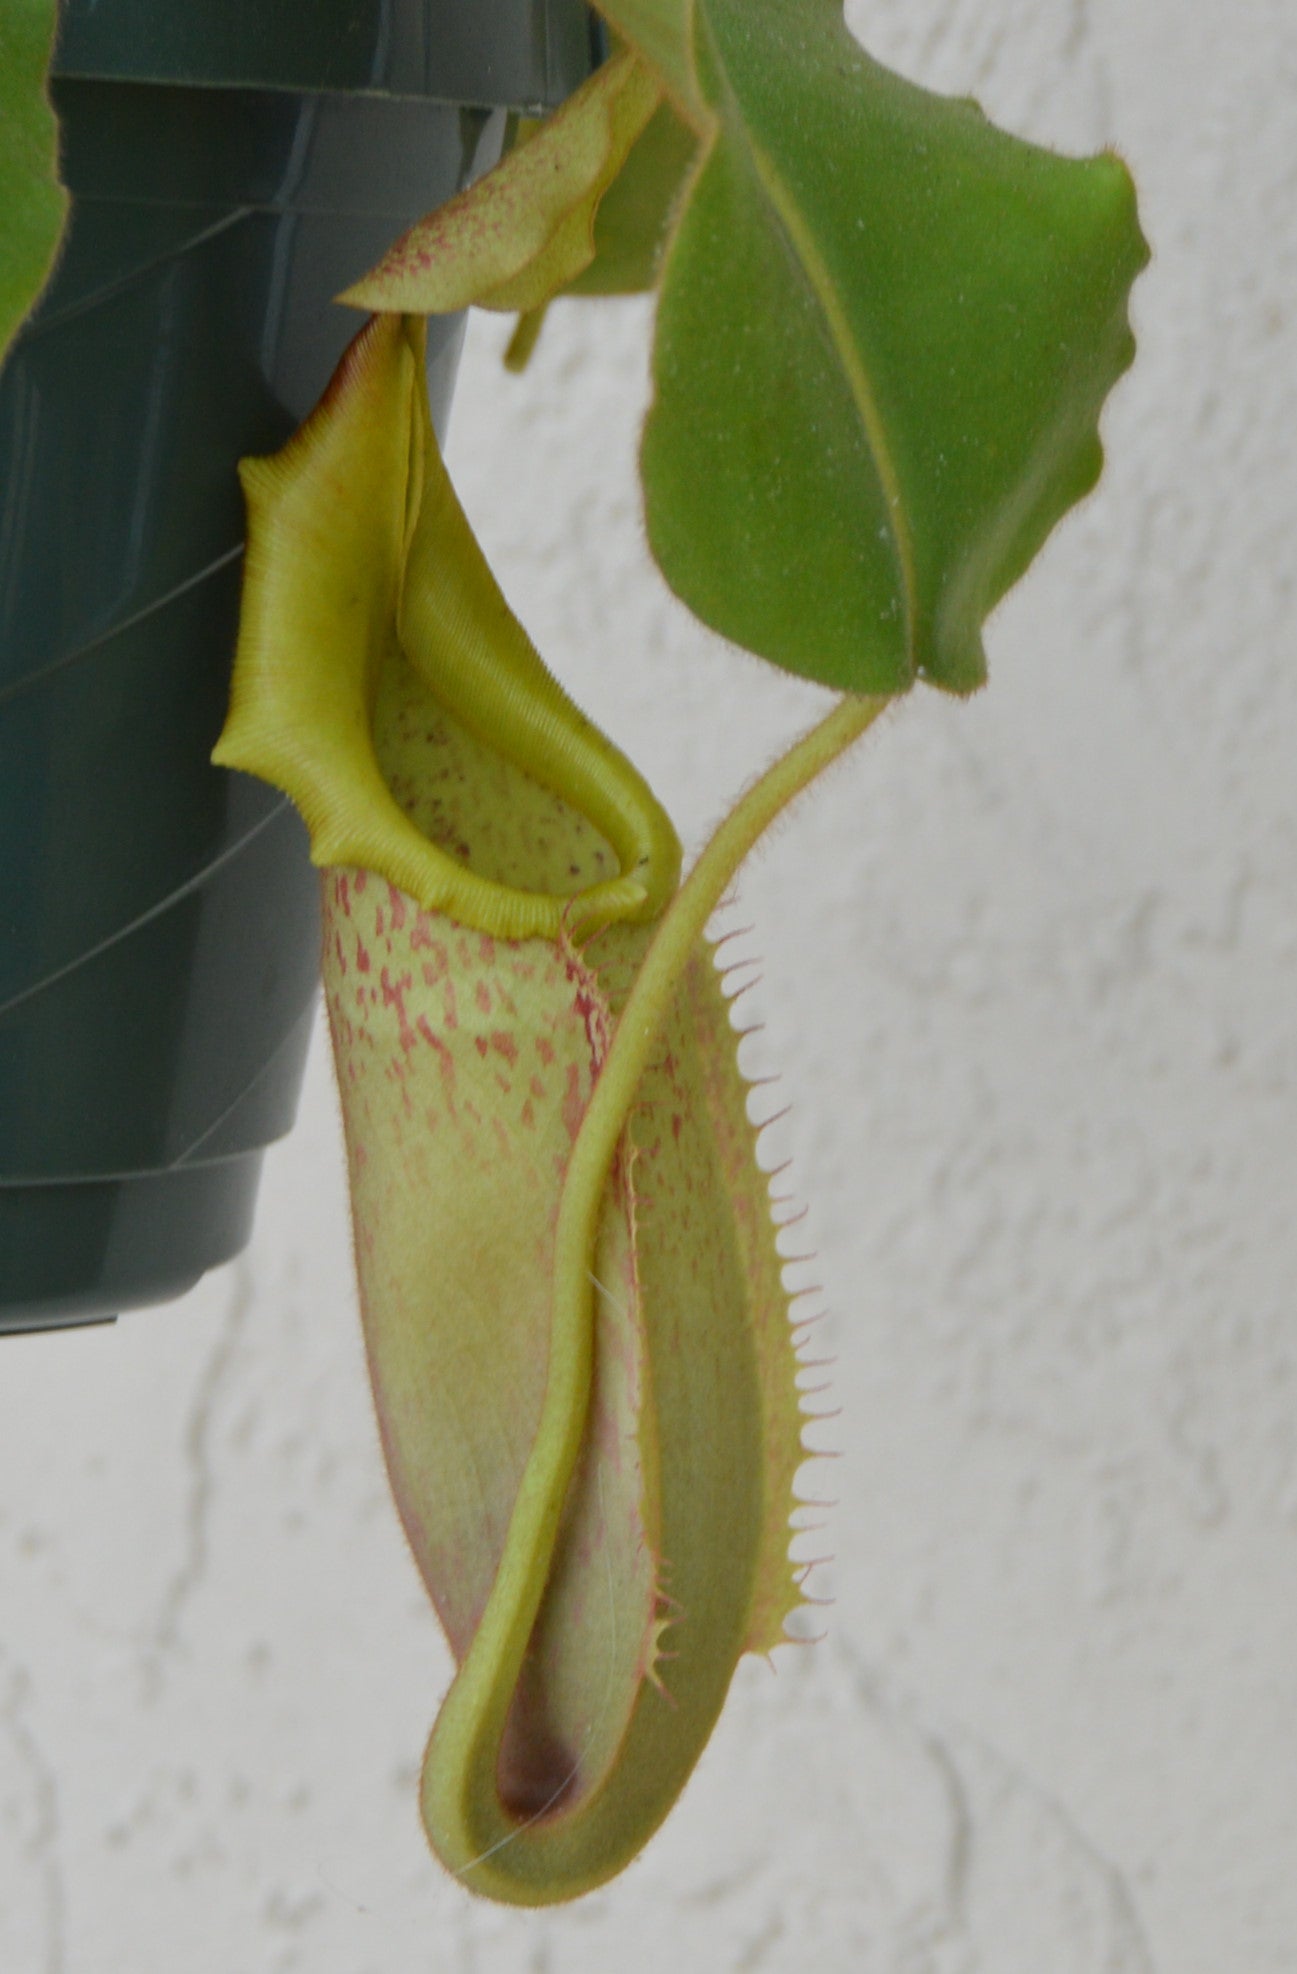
[3,0,1295,1967]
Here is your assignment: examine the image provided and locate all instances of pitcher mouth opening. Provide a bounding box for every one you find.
[215,312,681,949]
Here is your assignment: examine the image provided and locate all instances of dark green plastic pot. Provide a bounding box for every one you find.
[0,0,598,1334]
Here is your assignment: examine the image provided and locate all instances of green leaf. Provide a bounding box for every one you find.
[635,0,1148,693]
[341,48,662,317]
[0,0,66,360]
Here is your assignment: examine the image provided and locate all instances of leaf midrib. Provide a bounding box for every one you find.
[697,7,919,682]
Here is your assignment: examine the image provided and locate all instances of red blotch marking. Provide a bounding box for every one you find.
[354,871,368,893]
[338,876,352,917]
[388,886,407,932]
[672,1113,684,1143]
[474,1035,489,1058]
[375,906,385,938]
[333,932,348,976]
[478,934,497,966]
[474,980,492,1015]
[562,1062,585,1145]
[529,1074,546,1101]
[380,967,416,1052]
[490,1031,518,1069]
[536,1037,556,1067]
[356,940,371,974]
[417,1015,458,1115]
[410,914,435,953]
[521,1099,535,1130]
